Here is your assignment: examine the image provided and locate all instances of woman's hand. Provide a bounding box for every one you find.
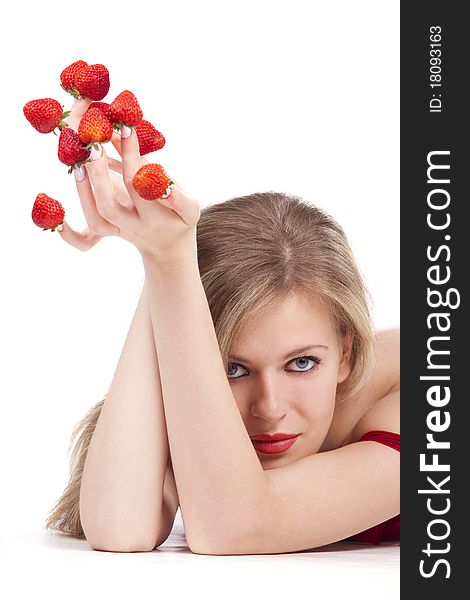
[58,98,201,260]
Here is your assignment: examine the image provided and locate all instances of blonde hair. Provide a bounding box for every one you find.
[44,191,374,539]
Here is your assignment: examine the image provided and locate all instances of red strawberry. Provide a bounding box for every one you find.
[78,107,113,145]
[60,60,88,95]
[74,64,110,100]
[108,90,143,127]
[58,127,91,172]
[135,120,166,155]
[89,101,112,120]
[132,164,173,201]
[32,193,65,231]
[23,98,69,134]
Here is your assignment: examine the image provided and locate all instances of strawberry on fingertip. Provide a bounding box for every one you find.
[58,128,91,172]
[60,60,88,96]
[74,64,110,100]
[60,61,110,101]
[135,119,166,155]
[78,107,114,145]
[88,101,112,120]
[32,193,65,232]
[132,164,173,201]
[109,90,143,129]
[23,98,70,134]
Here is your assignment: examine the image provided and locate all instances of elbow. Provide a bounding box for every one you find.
[80,506,161,553]
[184,483,275,556]
[185,519,263,556]
[187,536,243,556]
[82,522,158,553]
[187,533,264,556]
[82,519,158,553]
[183,519,235,555]
[86,535,156,553]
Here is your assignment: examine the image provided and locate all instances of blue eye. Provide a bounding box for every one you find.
[288,356,318,372]
[227,356,321,380]
[227,363,243,378]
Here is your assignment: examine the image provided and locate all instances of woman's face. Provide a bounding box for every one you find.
[227,293,352,469]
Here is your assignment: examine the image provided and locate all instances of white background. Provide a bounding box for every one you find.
[0,0,398,545]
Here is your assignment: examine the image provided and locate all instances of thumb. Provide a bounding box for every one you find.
[157,185,200,227]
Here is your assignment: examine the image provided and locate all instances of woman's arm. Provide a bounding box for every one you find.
[79,281,178,552]
[143,249,270,554]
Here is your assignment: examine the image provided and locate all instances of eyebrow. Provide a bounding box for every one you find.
[228,344,330,364]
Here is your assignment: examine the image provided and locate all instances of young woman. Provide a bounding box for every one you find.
[44,99,400,555]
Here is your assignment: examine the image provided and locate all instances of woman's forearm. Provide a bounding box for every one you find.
[143,250,269,552]
[79,281,169,551]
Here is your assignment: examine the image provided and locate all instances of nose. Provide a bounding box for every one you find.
[249,373,290,421]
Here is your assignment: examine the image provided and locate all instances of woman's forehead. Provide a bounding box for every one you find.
[231,294,337,348]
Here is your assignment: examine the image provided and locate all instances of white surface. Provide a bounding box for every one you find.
[0,510,399,599]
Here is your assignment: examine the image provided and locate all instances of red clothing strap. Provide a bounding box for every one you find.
[346,430,400,545]
[358,429,400,451]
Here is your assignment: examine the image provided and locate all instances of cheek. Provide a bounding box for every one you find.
[230,387,247,415]
[301,383,336,422]
[309,364,339,396]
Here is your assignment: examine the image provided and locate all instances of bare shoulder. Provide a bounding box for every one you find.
[374,327,400,387]
[349,388,400,442]
[345,328,400,444]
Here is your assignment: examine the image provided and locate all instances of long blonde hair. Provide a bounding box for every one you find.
[44,191,374,538]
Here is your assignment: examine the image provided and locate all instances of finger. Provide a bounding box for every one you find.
[57,220,102,251]
[85,144,137,226]
[119,126,154,213]
[108,131,150,168]
[111,131,123,157]
[110,135,149,176]
[107,156,123,174]
[109,169,134,208]
[100,160,135,208]
[156,184,200,228]
[111,131,148,165]
[73,164,121,236]
[67,98,93,132]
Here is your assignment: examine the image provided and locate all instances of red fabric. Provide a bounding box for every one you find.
[346,430,400,545]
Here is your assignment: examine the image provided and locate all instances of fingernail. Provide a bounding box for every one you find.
[90,145,102,161]
[161,187,172,199]
[121,124,132,139]
[57,224,64,232]
[73,165,85,182]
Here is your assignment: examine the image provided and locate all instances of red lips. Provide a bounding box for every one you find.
[250,433,299,442]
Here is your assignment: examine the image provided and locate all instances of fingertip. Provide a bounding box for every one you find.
[73,97,92,110]
[73,165,86,182]
[120,124,132,139]
[120,127,142,177]
[89,145,103,161]
[161,186,173,199]
[120,125,139,149]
